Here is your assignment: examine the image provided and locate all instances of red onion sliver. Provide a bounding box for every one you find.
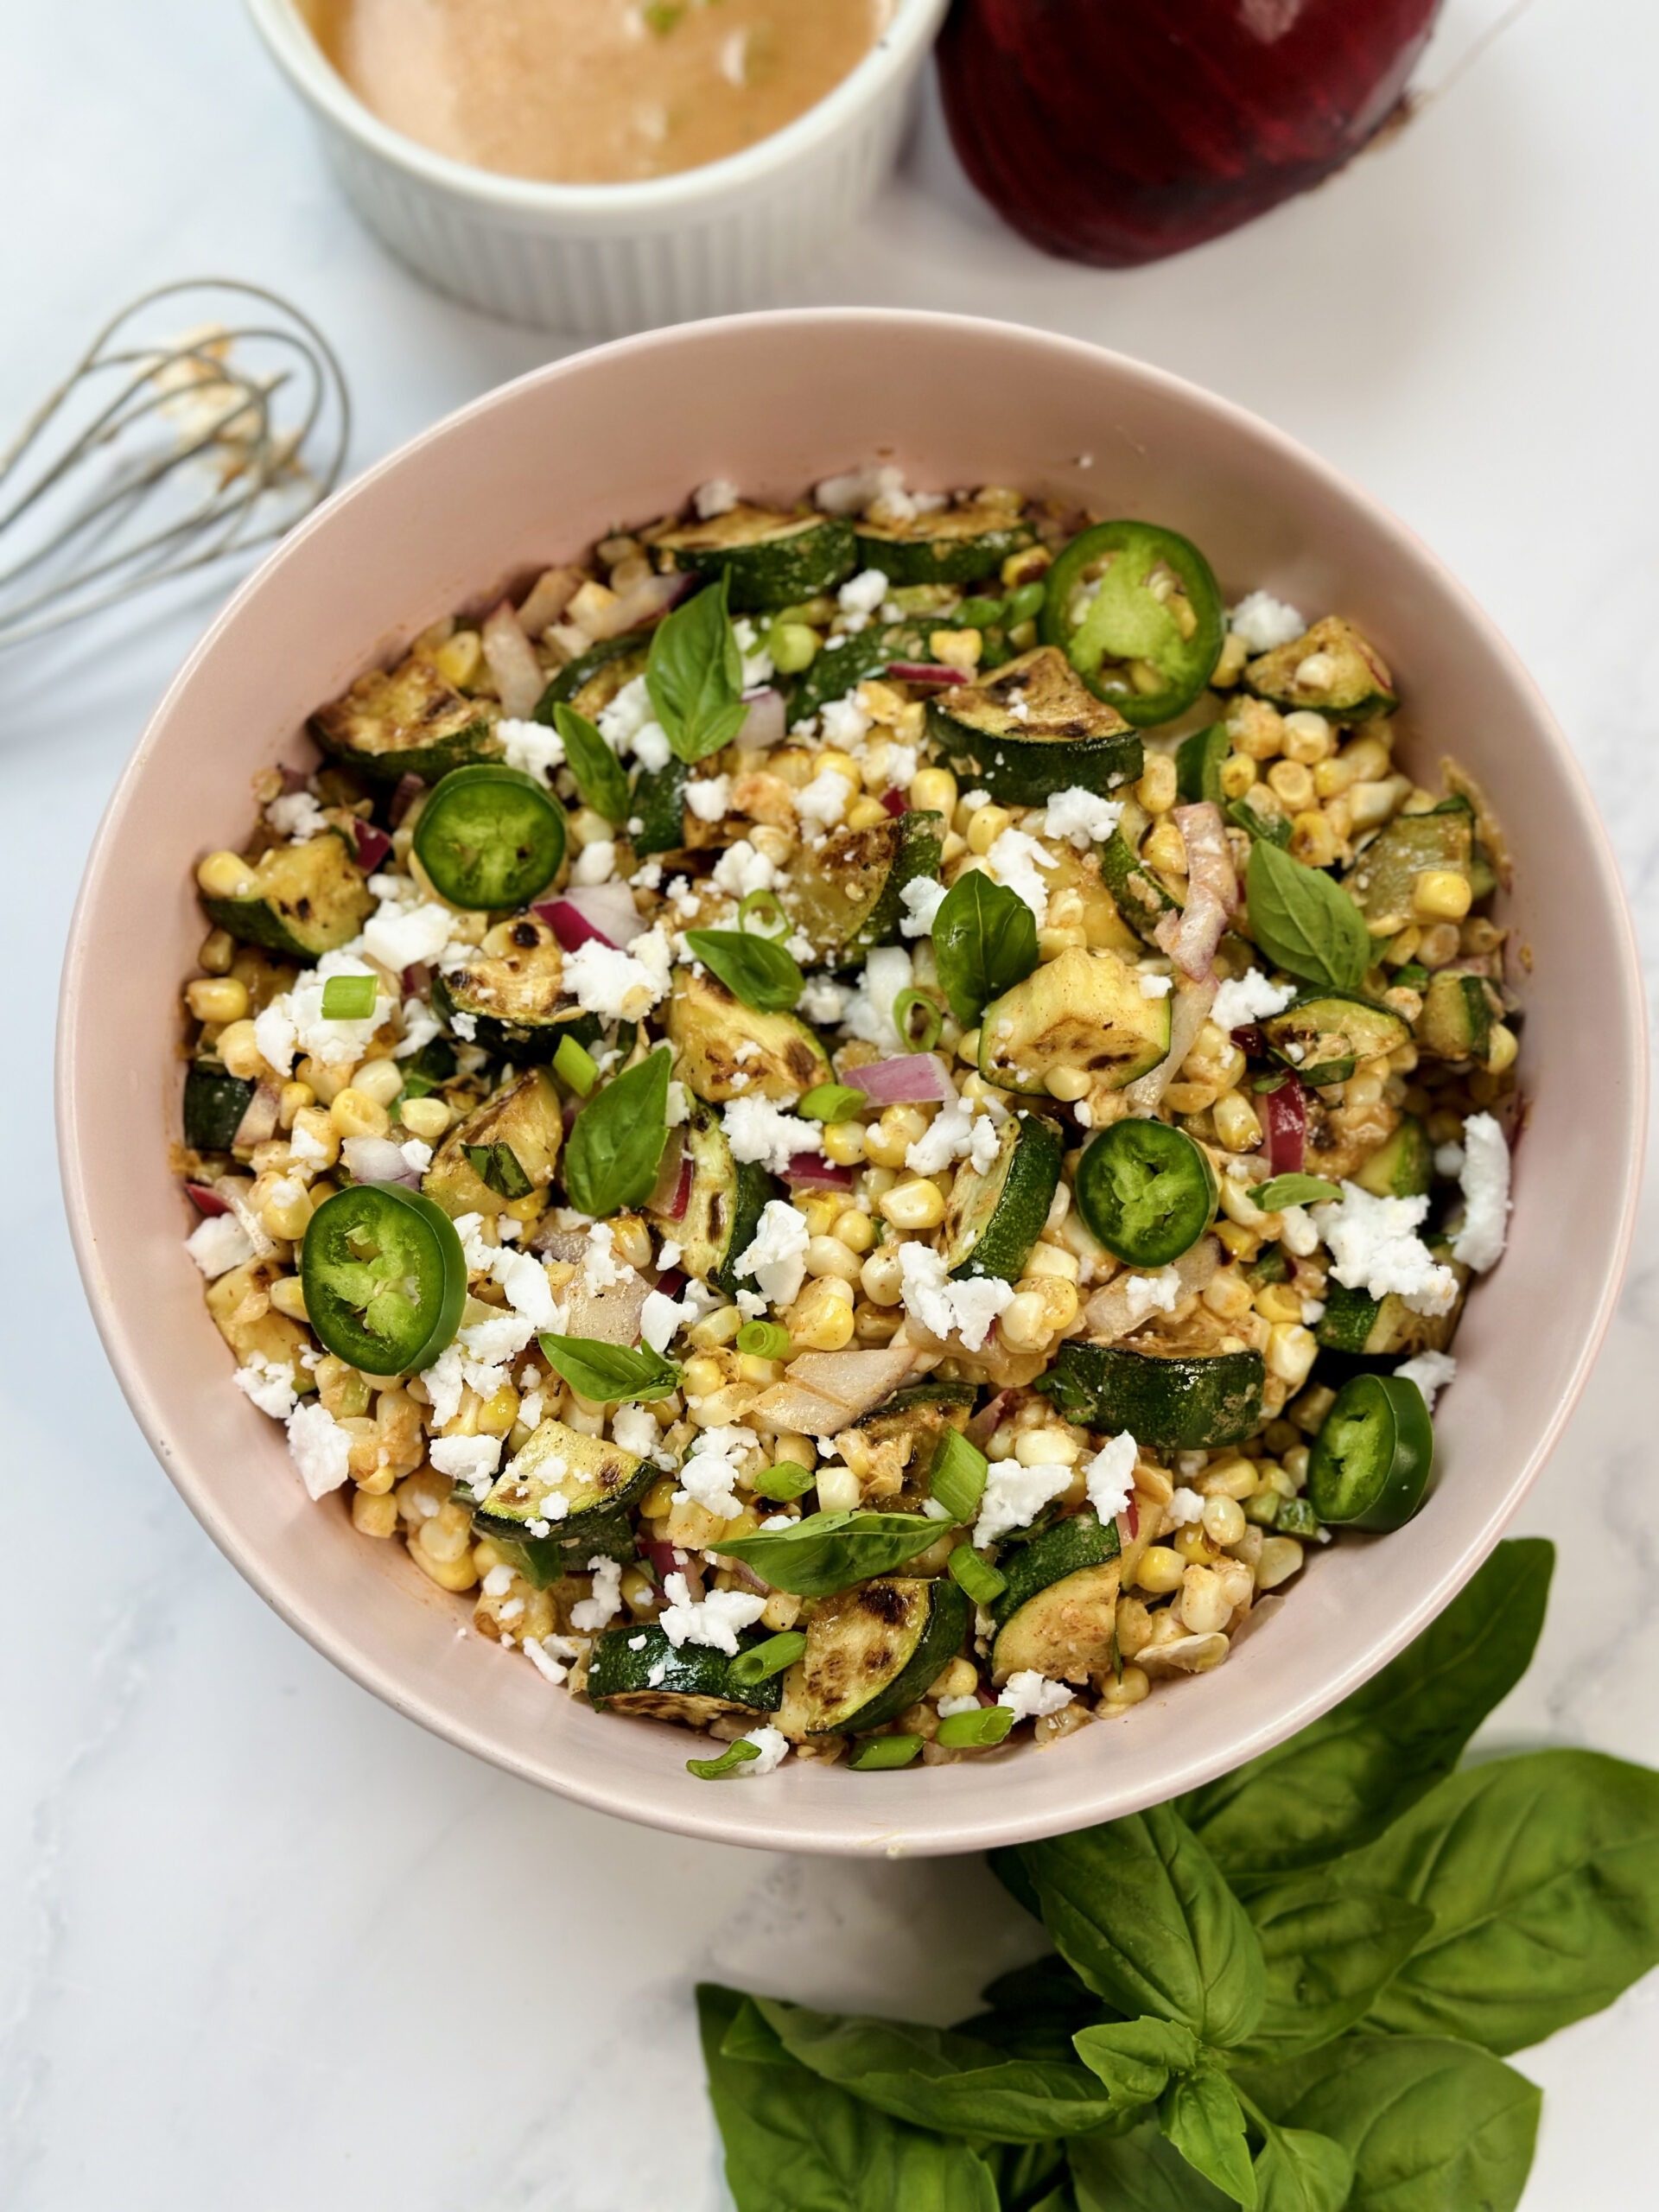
[887,661,969,686]
[1154,802,1236,980]
[1122,1498,1141,1544]
[185,1182,232,1217]
[1263,1077,1307,1175]
[785,1154,853,1188]
[965,1389,1008,1448]
[534,880,640,952]
[232,1081,281,1150]
[880,787,908,817]
[402,961,432,999]
[1230,1025,1265,1057]
[850,1052,957,1105]
[389,772,426,827]
[655,1268,688,1301]
[738,688,786,749]
[535,899,607,951]
[353,821,393,874]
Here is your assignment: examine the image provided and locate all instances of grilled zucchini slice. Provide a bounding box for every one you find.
[314,652,500,780]
[476,1418,655,1546]
[431,917,583,1061]
[926,645,1143,806]
[1039,1344,1265,1453]
[1262,992,1412,1088]
[978,946,1170,1096]
[798,1576,970,1734]
[1245,615,1397,722]
[423,1067,563,1217]
[665,968,830,1103]
[853,499,1035,588]
[587,1624,785,1726]
[652,1103,777,1294]
[200,830,374,961]
[781,810,944,966]
[533,633,652,725]
[941,1111,1064,1281]
[656,507,857,613]
[1344,797,1472,934]
[991,1513,1122,1684]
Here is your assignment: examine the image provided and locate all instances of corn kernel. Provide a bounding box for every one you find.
[397,1094,451,1143]
[1135,1545,1185,1595]
[859,1248,905,1307]
[290,1105,340,1166]
[1227,698,1286,761]
[1202,1271,1254,1323]
[1044,1064,1091,1103]
[1098,1664,1151,1712]
[844,795,891,833]
[270,1275,309,1321]
[909,766,958,816]
[214,1019,267,1082]
[1350,775,1412,832]
[1418,922,1462,969]
[1411,868,1472,923]
[1014,1427,1082,1468]
[329,1088,391,1140]
[998,1289,1052,1351]
[409,1542,479,1593]
[186,976,250,1026]
[1266,758,1315,813]
[351,1057,404,1109]
[805,1233,862,1282]
[1484,1022,1519,1077]
[1174,1523,1221,1566]
[832,1207,876,1255]
[1266,1323,1319,1389]
[1023,1242,1080,1283]
[929,627,983,672]
[352,1489,400,1538]
[1201,1495,1248,1548]
[865,1104,929,1168]
[1178,1564,1232,1635]
[879,1178,946,1236]
[800,1192,845,1238]
[197,926,236,975]
[817,1462,862,1512]
[791,1281,856,1351]
[1211,1090,1262,1153]
[822,1120,868,1166]
[1279,709,1335,766]
[1218,753,1257,800]
[1288,810,1340,869]
[196,849,256,900]
[1143,821,1188,874]
[1136,753,1179,815]
[1255,1536,1305,1591]
[965,804,1013,855]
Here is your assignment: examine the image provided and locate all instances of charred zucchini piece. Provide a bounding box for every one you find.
[799,1576,971,1734]
[1416,972,1495,1061]
[848,1382,977,1505]
[431,916,582,1061]
[183,1060,256,1153]
[314,652,500,781]
[978,946,1170,1097]
[1097,828,1181,944]
[665,968,830,1103]
[991,1512,1122,1684]
[1316,1268,1465,1358]
[632,758,690,855]
[927,645,1143,805]
[1039,1343,1265,1452]
[587,1624,784,1726]
[941,1111,1064,1282]
[1345,798,1472,934]
[1262,992,1412,1087]
[854,499,1036,588]
[476,1417,655,1545]
[423,1067,563,1217]
[656,507,857,612]
[652,1103,778,1294]
[200,831,375,961]
[1245,616,1397,722]
[782,810,944,966]
[786,621,937,726]
[533,633,652,725]
[479,1509,637,1592]
[1354,1116,1432,1200]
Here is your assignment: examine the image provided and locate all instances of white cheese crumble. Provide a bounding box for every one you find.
[836,568,890,632]
[597,673,672,772]
[1278,1205,1320,1258]
[815,463,912,518]
[685,774,734,824]
[904,1096,997,1179]
[798,975,853,1025]
[428,1434,504,1492]
[1122,1269,1183,1322]
[582,1222,622,1295]
[820,695,872,747]
[572,839,619,885]
[899,1242,1015,1355]
[983,829,1059,925]
[675,1426,759,1517]
[570,1556,625,1631]
[658,1572,768,1654]
[610,1403,660,1458]
[711,837,778,899]
[1043,786,1123,849]
[265,790,328,842]
[285,1400,353,1499]
[723,1096,823,1176]
[842,944,914,1055]
[185,1213,255,1279]
[796,766,855,831]
[1139,971,1174,1000]
[1451,1112,1510,1273]
[694,477,740,518]
[1311,1184,1459,1316]
[735,1198,811,1307]
[998,1671,1076,1724]
[937,1694,981,1719]
[1395,1351,1459,1410]
[899,877,949,939]
[254,950,392,1074]
[640,1281,717,1356]
[974,1458,1075,1547]
[563,935,669,1020]
[1211,968,1296,1032]
[1166,1486,1205,1527]
[733,617,775,690]
[361,885,463,976]
[497,715,565,782]
[232,1352,297,1420]
[737,1724,791,1776]
[1230,591,1306,654]
[1084,1432,1138,1523]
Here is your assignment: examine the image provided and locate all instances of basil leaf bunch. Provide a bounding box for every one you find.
[646,574,747,765]
[536,1332,679,1403]
[1245,839,1373,994]
[551,700,629,825]
[697,1538,1659,2212]
[683,926,804,1014]
[933,868,1040,1027]
[561,1046,671,1217]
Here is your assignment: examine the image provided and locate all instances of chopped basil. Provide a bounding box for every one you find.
[1245,839,1373,994]
[562,1046,671,1217]
[552,701,629,825]
[647,575,747,766]
[1251,1173,1343,1211]
[537,1332,680,1403]
[683,927,804,1014]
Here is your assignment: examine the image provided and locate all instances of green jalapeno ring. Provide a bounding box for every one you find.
[1040,519,1225,728]
[1073,1116,1219,1269]
[412,762,568,912]
[300,1182,468,1376]
[1306,1372,1434,1533]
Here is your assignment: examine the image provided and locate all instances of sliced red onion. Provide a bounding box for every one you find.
[1122,1497,1141,1544]
[644,1540,698,1594]
[515,565,581,638]
[880,787,908,817]
[887,661,969,687]
[232,1081,281,1150]
[482,601,545,720]
[402,960,432,998]
[739,688,786,749]
[582,571,691,640]
[655,1267,688,1301]
[724,1558,772,1596]
[1124,976,1217,1116]
[965,1389,1008,1447]
[533,880,640,953]
[1230,1025,1265,1057]
[390,772,426,827]
[353,820,393,873]
[341,1135,420,1186]
[185,1181,232,1217]
[647,1135,692,1222]
[1263,1076,1307,1176]
[1154,802,1236,980]
[785,1154,854,1188]
[280,762,310,794]
[850,1052,957,1105]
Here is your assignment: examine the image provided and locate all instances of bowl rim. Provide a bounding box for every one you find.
[245,0,950,222]
[58,308,1649,1855]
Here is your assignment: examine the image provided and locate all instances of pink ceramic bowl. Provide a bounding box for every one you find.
[58,311,1645,1857]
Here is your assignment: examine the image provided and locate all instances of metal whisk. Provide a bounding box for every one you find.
[0,278,350,651]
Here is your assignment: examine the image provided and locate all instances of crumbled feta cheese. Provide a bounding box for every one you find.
[937,1694,981,1719]
[723,1096,823,1176]
[733,617,774,690]
[842,944,914,1055]
[675,1426,759,1517]
[563,937,669,1021]
[1301,1299,1326,1325]
[572,839,618,886]
[570,1555,625,1631]
[1452,1112,1510,1273]
[1139,971,1174,999]
[497,715,565,781]
[365,893,462,976]
[1312,1184,1459,1316]
[974,1457,1075,1546]
[820,695,871,747]
[232,1352,297,1420]
[685,774,734,824]
[1043,786,1123,849]
[254,950,392,1074]
[899,1240,1016,1355]
[1211,968,1296,1032]
[735,1198,811,1307]
[597,673,671,772]
[962,789,990,810]
[797,766,855,831]
[1084,1432,1138,1523]
[711,838,778,900]
[984,828,1058,924]
[522,1637,571,1687]
[737,1724,790,1776]
[582,1224,621,1296]
[1122,1269,1182,1322]
[998,1671,1075,1724]
[266,789,328,842]
[836,568,890,632]
[798,975,852,1025]
[185,1213,255,1279]
[665,1080,690,1128]
[285,1400,353,1499]
[1395,1351,1458,1410]
[694,477,740,518]
[429,1434,503,1489]
[611,1404,660,1458]
[639,1280,717,1355]
[905,1096,994,1178]
[1278,1205,1319,1258]
[658,1572,767,1654]
[1230,591,1306,654]
[815,464,910,518]
[899,877,948,939]
[482,1563,517,1598]
[1166,1486,1205,1527]
[494,1251,555,1327]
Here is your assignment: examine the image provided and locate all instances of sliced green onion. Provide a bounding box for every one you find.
[947,1545,1007,1605]
[849,1735,925,1772]
[320,974,377,1021]
[751,1459,814,1502]
[766,620,821,675]
[729,1631,807,1688]
[554,1033,599,1096]
[1007,580,1049,626]
[936,1705,1014,1750]
[957,594,1007,630]
[686,1738,761,1780]
[739,887,789,940]
[736,1319,791,1360]
[930,1428,988,1525]
[893,988,944,1053]
[798,1083,868,1123]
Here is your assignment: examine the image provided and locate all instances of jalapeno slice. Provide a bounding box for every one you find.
[1306,1373,1434,1533]
[1074,1116,1218,1268]
[412,763,567,911]
[301,1182,467,1376]
[1041,520,1224,727]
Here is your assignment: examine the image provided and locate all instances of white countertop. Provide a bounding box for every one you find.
[3,3,1656,2203]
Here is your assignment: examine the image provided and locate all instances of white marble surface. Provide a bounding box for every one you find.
[4,2,1656,2202]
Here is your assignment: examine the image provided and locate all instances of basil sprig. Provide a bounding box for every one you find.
[698,1537,1659,2212]
[537,1332,679,1403]
[551,701,629,825]
[647,575,747,765]
[717,1509,944,1597]
[1246,838,1373,993]
[1250,1173,1342,1211]
[932,868,1039,1027]
[562,1046,671,1217]
[683,927,804,1014]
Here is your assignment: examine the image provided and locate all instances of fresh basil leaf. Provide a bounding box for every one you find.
[1236,2035,1540,2212]
[1072,2017,1200,2112]
[683,926,804,1014]
[1227,795,1293,849]
[1249,1174,1341,1211]
[1071,2122,1232,2210]
[934,868,1040,1027]
[1245,839,1372,993]
[647,575,747,766]
[537,1332,680,1403]
[1017,1808,1266,2049]
[1250,2126,1351,2212]
[717,1510,944,1597]
[989,1848,1046,1923]
[753,1997,1133,2145]
[551,701,629,824]
[1237,1874,1433,2058]
[1000,2162,1072,2212]
[562,1046,671,1217]
[721,1997,796,2066]
[698,1986,1001,2212]
[1180,1537,1554,1881]
[961,1955,1110,2063]
[1160,2068,1257,2208]
[1341,1747,1659,2053]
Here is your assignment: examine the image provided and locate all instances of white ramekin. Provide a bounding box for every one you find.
[246,0,948,334]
